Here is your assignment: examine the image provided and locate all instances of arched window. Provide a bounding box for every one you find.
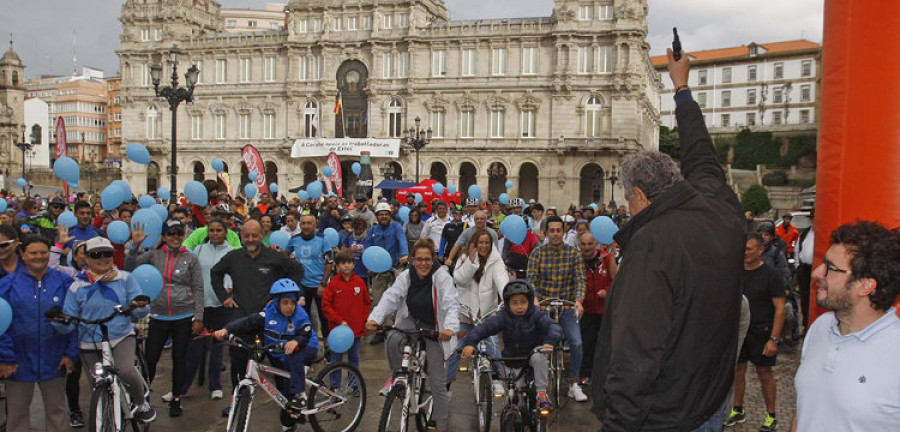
[388,99,402,138]
[304,101,318,137]
[193,161,205,182]
[585,96,602,137]
[146,106,159,139]
[147,162,160,194]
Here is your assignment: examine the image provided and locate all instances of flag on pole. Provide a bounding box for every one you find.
[334,92,343,115]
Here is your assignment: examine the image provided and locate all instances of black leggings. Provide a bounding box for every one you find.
[302,286,330,339]
[65,358,83,412]
[144,317,193,397]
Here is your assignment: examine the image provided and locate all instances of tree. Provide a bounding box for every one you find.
[659,126,681,160]
[741,184,771,216]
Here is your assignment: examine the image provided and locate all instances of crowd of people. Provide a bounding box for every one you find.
[1,45,899,432]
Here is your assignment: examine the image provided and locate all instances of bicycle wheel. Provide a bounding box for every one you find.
[88,384,117,432]
[378,383,408,432]
[552,349,564,408]
[414,375,433,432]
[476,371,493,432]
[309,362,367,432]
[227,386,253,432]
[500,406,522,432]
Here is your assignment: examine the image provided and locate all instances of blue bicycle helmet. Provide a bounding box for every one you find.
[503,279,535,304]
[270,278,301,299]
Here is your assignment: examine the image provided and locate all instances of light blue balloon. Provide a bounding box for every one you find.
[53,156,80,184]
[132,264,163,300]
[0,298,12,337]
[467,184,482,200]
[432,183,445,195]
[244,183,258,199]
[269,230,289,250]
[590,203,600,211]
[139,194,155,209]
[184,181,208,207]
[69,181,79,189]
[131,208,162,248]
[323,228,339,249]
[323,166,333,178]
[58,210,77,228]
[126,143,152,165]
[414,193,423,204]
[590,216,619,245]
[362,246,392,273]
[327,192,336,198]
[101,186,123,211]
[499,193,510,205]
[505,180,514,189]
[298,190,309,201]
[352,162,361,175]
[0,199,7,213]
[107,220,131,244]
[398,206,411,223]
[16,178,26,188]
[157,187,170,201]
[248,171,258,182]
[307,181,323,200]
[111,180,132,202]
[270,183,278,194]
[447,184,457,195]
[211,158,225,172]
[500,215,527,245]
[150,203,168,222]
[327,324,355,354]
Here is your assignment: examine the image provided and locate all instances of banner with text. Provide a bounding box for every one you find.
[291,138,401,159]
[241,144,270,195]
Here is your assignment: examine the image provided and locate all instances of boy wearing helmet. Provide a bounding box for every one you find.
[215,278,318,421]
[460,280,563,414]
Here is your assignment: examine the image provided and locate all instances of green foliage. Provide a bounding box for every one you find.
[714,137,733,164]
[724,128,817,169]
[659,126,681,160]
[762,171,788,186]
[741,184,772,216]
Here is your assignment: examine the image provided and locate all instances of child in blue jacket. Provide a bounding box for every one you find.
[215,278,318,417]
[460,280,563,414]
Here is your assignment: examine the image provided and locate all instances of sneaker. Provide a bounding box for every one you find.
[370,333,385,345]
[281,425,296,432]
[568,383,588,402]
[287,394,307,413]
[211,390,224,400]
[161,392,187,402]
[724,408,746,427]
[136,403,157,423]
[491,380,505,398]
[69,409,86,428]
[759,413,778,432]
[379,378,394,396]
[169,399,183,417]
[163,337,173,349]
[537,392,553,416]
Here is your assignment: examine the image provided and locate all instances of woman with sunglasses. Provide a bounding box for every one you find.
[0,224,22,278]
[126,218,204,418]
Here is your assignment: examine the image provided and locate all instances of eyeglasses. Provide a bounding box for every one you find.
[0,239,16,249]
[166,230,186,236]
[824,261,852,276]
[88,250,114,259]
[413,257,433,264]
[51,205,65,210]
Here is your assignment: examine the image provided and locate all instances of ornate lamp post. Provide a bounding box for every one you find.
[14,124,32,196]
[403,116,431,183]
[606,165,619,209]
[150,46,200,204]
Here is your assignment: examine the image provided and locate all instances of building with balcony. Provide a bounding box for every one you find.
[222,3,287,32]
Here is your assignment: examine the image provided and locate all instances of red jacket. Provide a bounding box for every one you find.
[583,249,613,315]
[775,224,800,253]
[322,274,371,337]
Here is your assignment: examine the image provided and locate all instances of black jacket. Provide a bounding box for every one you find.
[211,247,305,316]
[461,303,562,363]
[591,95,745,431]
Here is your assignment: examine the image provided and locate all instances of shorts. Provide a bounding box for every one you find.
[738,330,777,367]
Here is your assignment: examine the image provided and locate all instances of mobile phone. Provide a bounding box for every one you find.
[672,27,682,61]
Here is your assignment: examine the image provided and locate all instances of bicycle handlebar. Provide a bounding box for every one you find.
[375,325,439,340]
[224,334,289,354]
[538,298,578,308]
[44,295,151,326]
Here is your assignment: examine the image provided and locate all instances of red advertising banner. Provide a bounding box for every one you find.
[327,152,343,197]
[241,145,270,194]
[55,117,67,159]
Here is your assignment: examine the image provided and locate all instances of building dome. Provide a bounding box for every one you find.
[1,41,23,66]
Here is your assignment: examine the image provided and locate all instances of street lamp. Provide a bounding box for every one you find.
[14,124,32,197]
[403,116,431,183]
[606,165,619,209]
[150,46,200,204]
[85,149,97,193]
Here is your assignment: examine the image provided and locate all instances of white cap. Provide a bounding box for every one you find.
[374,202,392,214]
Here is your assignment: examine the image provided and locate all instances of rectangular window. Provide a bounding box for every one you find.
[239,58,251,83]
[264,57,276,82]
[598,46,614,73]
[298,56,308,81]
[191,115,202,140]
[348,16,358,30]
[239,114,250,139]
[115,128,121,137]
[800,109,811,124]
[599,5,614,19]
[362,16,372,30]
[141,64,150,87]
[721,113,730,127]
[586,109,601,137]
[521,110,536,138]
[774,62,784,79]
[382,52,393,78]
[388,112,402,138]
[721,90,731,107]
[747,89,757,105]
[802,60,812,77]
[383,14,393,29]
[800,84,811,102]
[578,5,593,20]
[773,87,783,104]
[216,59,227,84]
[215,114,225,139]
[698,70,708,85]
[114,112,122,121]
[521,47,537,75]
[461,48,476,76]
[269,22,281,30]
[746,112,756,126]
[263,113,275,139]
[312,18,323,32]
[772,111,783,125]
[747,65,757,82]
[397,52,408,78]
[722,67,732,84]
[247,20,257,28]
[460,110,474,138]
[140,29,150,41]
[298,19,308,33]
[304,111,317,138]
[398,13,409,28]
[578,46,594,74]
[432,50,447,76]
[430,112,445,138]
[147,114,157,139]
[697,92,707,108]
[490,110,505,138]
[333,17,342,31]
[491,48,507,76]
[226,20,237,27]
[312,55,323,80]
[154,29,163,41]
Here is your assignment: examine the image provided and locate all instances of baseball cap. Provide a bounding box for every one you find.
[163,219,185,234]
[49,197,66,207]
[85,237,114,253]
[465,197,479,206]
[528,199,536,204]
[212,204,234,216]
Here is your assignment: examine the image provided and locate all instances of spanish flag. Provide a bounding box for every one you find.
[334,92,343,115]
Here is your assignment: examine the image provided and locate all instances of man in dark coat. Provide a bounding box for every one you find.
[590,47,746,431]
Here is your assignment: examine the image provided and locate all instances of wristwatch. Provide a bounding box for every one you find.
[769,337,781,344]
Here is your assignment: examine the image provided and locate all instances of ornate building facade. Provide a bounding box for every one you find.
[118,0,660,208]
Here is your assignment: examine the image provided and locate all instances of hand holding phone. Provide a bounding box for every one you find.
[672,27,682,61]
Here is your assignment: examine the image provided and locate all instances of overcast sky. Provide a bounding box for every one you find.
[0,0,823,79]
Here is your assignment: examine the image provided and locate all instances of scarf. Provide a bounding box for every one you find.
[80,267,122,304]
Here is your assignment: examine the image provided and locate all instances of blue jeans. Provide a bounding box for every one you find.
[328,337,362,388]
[559,308,583,381]
[597,398,728,432]
[445,322,502,382]
[269,345,318,395]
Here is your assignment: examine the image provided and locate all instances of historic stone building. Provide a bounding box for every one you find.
[118,0,659,208]
[1,41,26,181]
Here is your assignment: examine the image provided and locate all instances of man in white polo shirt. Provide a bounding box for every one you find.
[792,220,900,431]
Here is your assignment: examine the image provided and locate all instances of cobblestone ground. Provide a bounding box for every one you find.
[728,343,800,432]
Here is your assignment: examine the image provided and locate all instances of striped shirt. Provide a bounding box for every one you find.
[526,243,586,302]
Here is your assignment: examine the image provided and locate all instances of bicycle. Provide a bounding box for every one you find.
[480,347,551,432]
[376,326,437,432]
[45,299,152,432]
[538,297,578,408]
[224,334,366,432]
[455,304,503,432]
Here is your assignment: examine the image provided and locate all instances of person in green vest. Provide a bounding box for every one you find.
[182,204,242,250]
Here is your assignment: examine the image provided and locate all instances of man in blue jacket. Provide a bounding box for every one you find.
[363,202,408,344]
[0,236,78,432]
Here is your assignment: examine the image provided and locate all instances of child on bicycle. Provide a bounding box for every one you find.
[214,278,318,416]
[321,248,370,370]
[460,279,562,413]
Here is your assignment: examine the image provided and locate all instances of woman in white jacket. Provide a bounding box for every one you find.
[447,228,508,395]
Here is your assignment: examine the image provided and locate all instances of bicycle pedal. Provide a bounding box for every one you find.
[426,420,438,430]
